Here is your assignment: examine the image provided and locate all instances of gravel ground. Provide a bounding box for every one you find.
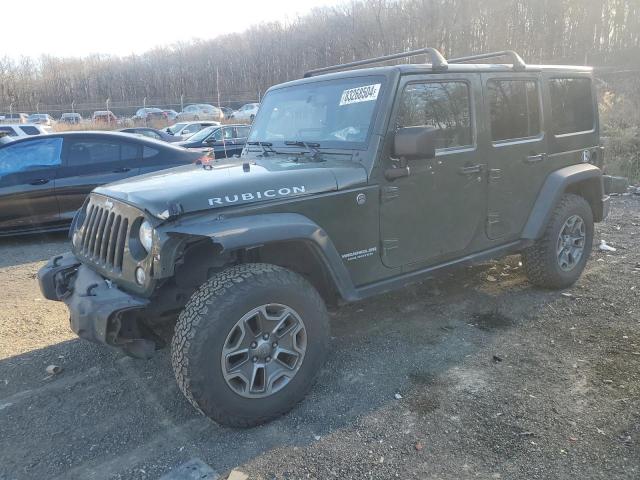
[0,196,638,480]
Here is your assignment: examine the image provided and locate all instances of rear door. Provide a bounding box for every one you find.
[55,136,142,222]
[0,137,62,232]
[481,73,548,240]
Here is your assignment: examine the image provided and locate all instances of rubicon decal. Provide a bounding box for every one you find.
[208,186,306,206]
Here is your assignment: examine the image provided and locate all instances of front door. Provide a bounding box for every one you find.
[379,74,486,268]
[0,137,62,233]
[481,73,548,240]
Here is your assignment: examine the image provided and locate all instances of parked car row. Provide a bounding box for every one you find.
[0,103,260,129]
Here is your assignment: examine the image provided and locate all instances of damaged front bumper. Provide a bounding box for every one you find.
[37,252,154,358]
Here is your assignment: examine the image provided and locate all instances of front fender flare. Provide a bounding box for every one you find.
[166,213,358,301]
[522,163,605,240]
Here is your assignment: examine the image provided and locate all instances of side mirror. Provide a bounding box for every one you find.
[205,137,216,144]
[393,126,437,160]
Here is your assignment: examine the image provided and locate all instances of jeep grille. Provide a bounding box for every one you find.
[78,203,129,271]
[73,194,143,280]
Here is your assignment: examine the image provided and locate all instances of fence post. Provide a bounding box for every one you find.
[180,93,184,112]
[36,102,40,113]
[71,100,75,114]
[106,98,111,126]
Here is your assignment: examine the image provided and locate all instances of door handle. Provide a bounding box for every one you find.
[113,167,131,173]
[458,164,482,175]
[525,153,546,163]
[29,178,50,185]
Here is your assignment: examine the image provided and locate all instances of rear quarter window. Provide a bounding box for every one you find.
[549,78,595,135]
[19,126,41,135]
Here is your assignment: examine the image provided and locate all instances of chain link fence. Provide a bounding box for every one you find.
[0,92,260,124]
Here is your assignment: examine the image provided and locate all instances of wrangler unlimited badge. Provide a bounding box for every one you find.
[208,185,307,206]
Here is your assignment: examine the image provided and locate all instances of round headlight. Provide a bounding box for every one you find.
[139,220,154,253]
[135,267,146,285]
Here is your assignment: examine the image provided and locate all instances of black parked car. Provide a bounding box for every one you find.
[120,127,182,143]
[0,131,203,236]
[176,124,250,157]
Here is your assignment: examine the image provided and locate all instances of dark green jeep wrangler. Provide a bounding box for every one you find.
[38,49,609,427]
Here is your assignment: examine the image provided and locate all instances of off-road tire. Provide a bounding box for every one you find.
[522,193,594,289]
[171,263,329,427]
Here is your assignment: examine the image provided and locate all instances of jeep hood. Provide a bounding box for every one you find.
[95,158,367,219]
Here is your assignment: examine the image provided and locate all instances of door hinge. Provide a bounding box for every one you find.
[381,186,400,203]
[382,239,399,254]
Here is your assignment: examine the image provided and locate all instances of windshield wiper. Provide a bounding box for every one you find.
[284,140,323,161]
[246,141,276,157]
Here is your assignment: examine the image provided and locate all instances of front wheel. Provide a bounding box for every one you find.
[522,193,594,289]
[171,263,329,427]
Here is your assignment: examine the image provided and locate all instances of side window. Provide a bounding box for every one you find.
[0,138,63,175]
[66,140,138,166]
[182,124,201,134]
[235,126,250,138]
[121,143,139,161]
[19,126,41,136]
[67,140,120,166]
[488,79,541,142]
[0,126,18,137]
[222,127,234,140]
[211,129,223,142]
[549,78,595,135]
[397,81,472,150]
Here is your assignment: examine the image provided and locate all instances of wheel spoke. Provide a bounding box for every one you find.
[249,364,266,394]
[274,346,301,370]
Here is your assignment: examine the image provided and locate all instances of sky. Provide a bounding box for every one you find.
[10,0,339,58]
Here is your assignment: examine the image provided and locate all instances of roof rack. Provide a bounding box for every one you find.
[448,50,526,71]
[302,48,528,78]
[303,47,448,78]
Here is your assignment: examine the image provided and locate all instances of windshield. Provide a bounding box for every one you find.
[188,125,217,142]
[248,76,385,148]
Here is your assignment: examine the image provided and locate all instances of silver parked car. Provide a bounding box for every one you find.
[177,104,223,122]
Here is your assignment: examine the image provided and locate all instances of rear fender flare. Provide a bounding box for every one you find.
[165,213,358,301]
[522,164,604,240]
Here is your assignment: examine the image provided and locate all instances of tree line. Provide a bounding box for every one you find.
[1,0,639,113]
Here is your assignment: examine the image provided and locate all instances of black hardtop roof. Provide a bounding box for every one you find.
[273,63,593,91]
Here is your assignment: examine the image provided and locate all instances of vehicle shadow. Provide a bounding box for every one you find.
[0,231,68,268]
[0,257,553,480]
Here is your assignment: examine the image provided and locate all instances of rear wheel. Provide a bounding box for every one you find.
[171,263,329,427]
[522,193,594,289]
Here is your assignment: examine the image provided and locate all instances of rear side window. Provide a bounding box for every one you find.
[488,79,541,141]
[19,126,40,135]
[549,78,595,135]
[396,81,473,150]
[0,138,63,175]
[66,140,139,166]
